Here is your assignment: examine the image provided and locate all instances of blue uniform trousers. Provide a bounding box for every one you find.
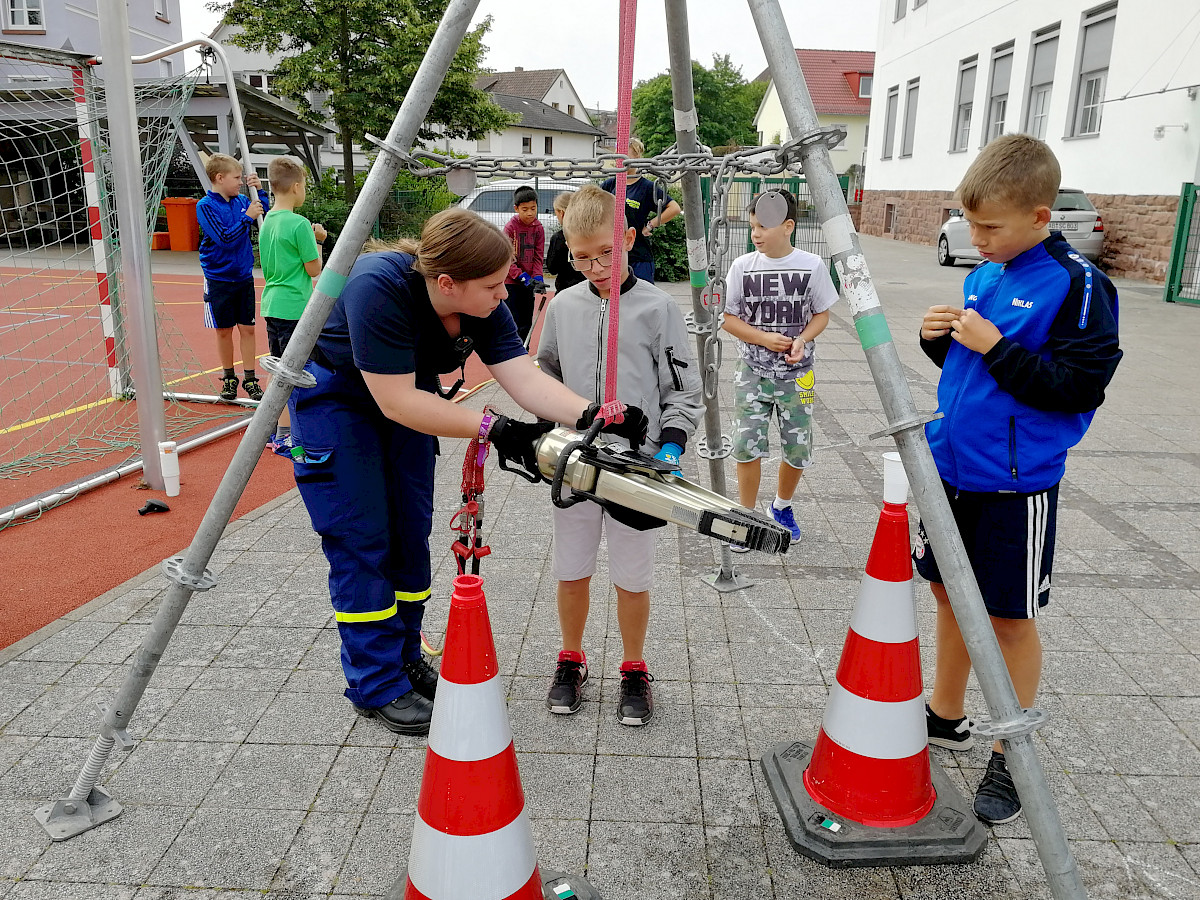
[290,362,435,709]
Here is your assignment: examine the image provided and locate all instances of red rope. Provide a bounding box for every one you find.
[451,407,492,573]
[601,0,639,425]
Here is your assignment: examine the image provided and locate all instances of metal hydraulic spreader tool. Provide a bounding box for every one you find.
[532,427,792,555]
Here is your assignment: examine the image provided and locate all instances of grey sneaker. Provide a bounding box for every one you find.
[974,751,1021,824]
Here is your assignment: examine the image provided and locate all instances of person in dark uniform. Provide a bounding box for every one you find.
[600,138,681,283]
[289,208,647,735]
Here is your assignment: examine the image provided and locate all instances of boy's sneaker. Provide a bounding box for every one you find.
[546,650,588,715]
[730,542,752,554]
[219,376,239,401]
[617,660,654,726]
[242,377,264,401]
[768,502,802,543]
[926,704,975,750]
[974,751,1021,825]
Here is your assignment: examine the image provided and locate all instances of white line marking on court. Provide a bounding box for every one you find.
[0,355,105,367]
[735,592,824,667]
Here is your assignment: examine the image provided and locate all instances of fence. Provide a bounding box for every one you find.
[1165,182,1200,306]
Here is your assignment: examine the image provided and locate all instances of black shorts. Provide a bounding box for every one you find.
[265,316,299,358]
[913,480,1059,619]
[203,278,256,329]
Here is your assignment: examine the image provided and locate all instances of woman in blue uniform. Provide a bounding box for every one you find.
[290,208,646,734]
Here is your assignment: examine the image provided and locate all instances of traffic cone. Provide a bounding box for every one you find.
[399,574,602,900]
[761,453,985,867]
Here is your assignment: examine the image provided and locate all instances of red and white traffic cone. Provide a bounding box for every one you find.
[401,574,600,899]
[803,451,932,826]
[760,452,985,867]
[403,574,540,899]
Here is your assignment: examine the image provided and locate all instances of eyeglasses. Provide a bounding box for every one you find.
[569,249,614,272]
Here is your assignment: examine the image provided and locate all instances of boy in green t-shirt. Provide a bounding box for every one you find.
[260,155,325,451]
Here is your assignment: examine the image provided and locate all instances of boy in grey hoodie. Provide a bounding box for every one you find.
[537,184,703,726]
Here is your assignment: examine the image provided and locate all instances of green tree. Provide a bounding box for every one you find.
[209,0,515,202]
[631,54,768,156]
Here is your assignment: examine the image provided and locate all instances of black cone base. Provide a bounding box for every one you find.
[761,739,987,868]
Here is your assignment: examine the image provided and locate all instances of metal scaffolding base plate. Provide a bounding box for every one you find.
[700,567,754,593]
[33,787,123,841]
[761,739,986,868]
[386,865,601,899]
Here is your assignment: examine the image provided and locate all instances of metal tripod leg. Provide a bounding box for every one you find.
[745,0,1087,895]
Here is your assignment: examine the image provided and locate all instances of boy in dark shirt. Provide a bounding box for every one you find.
[600,138,681,283]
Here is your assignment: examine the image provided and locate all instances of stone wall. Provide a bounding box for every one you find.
[860,189,1183,283]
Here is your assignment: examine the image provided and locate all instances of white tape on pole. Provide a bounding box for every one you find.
[686,238,708,272]
[822,213,856,257]
[673,106,698,133]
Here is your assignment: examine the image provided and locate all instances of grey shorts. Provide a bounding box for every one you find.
[551,501,658,592]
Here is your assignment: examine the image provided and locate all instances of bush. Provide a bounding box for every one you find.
[650,185,690,282]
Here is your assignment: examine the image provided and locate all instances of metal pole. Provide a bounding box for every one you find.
[664,0,750,591]
[37,0,488,841]
[96,0,166,489]
[745,0,1087,896]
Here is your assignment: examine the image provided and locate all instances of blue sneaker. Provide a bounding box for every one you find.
[768,502,802,543]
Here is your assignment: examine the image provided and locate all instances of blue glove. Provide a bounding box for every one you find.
[518,272,533,288]
[653,441,683,471]
[533,275,544,284]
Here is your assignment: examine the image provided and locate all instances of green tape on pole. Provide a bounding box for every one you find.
[854,312,892,350]
[316,269,348,299]
[690,270,708,288]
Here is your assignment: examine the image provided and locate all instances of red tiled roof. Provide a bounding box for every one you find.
[759,49,875,118]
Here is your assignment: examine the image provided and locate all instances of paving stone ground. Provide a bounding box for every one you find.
[2,234,1199,898]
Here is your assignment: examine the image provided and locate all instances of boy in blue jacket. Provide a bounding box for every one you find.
[914,134,1121,825]
[197,153,269,401]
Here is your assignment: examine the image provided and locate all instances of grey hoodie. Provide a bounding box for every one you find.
[537,273,704,451]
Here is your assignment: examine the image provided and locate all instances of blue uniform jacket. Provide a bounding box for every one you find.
[921,232,1121,493]
[197,188,269,282]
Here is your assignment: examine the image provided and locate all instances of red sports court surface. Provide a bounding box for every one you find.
[0,266,523,649]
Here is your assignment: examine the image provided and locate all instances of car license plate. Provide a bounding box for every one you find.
[1049,221,1080,231]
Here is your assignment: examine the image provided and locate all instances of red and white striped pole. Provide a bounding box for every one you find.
[404,575,542,900]
[803,452,936,827]
[71,64,123,398]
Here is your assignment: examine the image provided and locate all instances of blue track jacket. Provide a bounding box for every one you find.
[197,188,269,283]
[921,233,1122,493]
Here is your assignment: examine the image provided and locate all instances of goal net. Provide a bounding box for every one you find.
[0,41,240,506]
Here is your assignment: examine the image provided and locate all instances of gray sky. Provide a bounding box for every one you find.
[181,0,879,109]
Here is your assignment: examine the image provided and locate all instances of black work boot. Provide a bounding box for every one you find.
[353,688,433,735]
[404,657,440,701]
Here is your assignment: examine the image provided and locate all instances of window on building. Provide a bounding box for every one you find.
[552,102,560,109]
[894,0,905,21]
[1072,4,1116,136]
[858,75,873,98]
[155,0,170,21]
[882,86,899,159]
[544,136,553,155]
[951,57,976,151]
[1025,27,1059,139]
[568,104,575,116]
[522,135,532,154]
[161,58,173,77]
[831,124,848,150]
[900,79,919,157]
[985,44,1013,144]
[914,0,927,7]
[884,203,896,233]
[6,0,43,28]
[249,74,263,88]
[477,134,491,152]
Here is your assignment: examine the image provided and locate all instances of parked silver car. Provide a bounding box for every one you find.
[937,188,1104,266]
[454,178,581,234]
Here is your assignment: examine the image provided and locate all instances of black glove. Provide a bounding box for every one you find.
[576,403,649,449]
[489,415,553,482]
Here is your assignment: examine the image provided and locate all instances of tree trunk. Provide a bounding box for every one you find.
[341,122,355,204]
[339,5,355,204]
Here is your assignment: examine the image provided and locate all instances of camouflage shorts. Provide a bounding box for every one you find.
[731,360,815,469]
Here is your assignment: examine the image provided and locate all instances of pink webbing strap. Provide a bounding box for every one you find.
[600,0,639,425]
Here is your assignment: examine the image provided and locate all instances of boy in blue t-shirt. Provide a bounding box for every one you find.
[915,134,1121,826]
[197,153,269,401]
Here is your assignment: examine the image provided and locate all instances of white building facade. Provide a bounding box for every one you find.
[863,0,1200,281]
